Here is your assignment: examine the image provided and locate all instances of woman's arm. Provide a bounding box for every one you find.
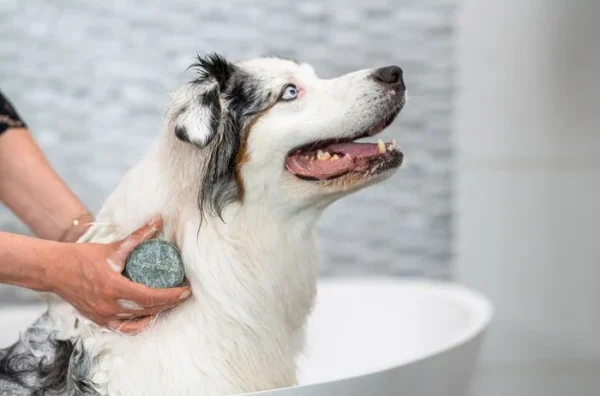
[0,230,56,291]
[0,219,191,334]
[0,127,92,241]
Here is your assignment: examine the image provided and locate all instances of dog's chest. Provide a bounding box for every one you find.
[85,304,305,396]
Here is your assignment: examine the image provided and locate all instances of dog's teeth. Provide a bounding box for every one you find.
[317,150,331,160]
[377,139,386,154]
[388,139,397,151]
[331,154,340,161]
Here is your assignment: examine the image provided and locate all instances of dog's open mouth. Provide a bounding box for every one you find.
[285,110,403,181]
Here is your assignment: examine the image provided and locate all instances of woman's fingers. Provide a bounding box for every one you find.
[115,299,181,317]
[106,217,163,273]
[108,315,158,334]
[126,303,181,318]
[114,277,191,308]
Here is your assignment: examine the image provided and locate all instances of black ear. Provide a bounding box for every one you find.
[190,53,235,91]
[173,53,235,148]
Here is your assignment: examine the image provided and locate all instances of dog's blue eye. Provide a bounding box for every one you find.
[281,85,298,101]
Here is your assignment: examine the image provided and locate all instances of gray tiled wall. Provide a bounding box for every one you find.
[0,0,455,303]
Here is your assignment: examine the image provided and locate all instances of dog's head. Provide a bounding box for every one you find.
[167,54,405,219]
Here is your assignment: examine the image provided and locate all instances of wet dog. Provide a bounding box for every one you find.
[0,54,405,396]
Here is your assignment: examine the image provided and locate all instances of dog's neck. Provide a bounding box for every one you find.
[84,135,321,393]
[176,200,321,330]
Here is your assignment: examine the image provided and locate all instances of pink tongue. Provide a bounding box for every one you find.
[285,142,380,180]
[327,142,380,158]
[285,154,353,180]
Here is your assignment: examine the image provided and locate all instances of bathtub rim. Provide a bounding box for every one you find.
[0,276,494,395]
[246,276,494,395]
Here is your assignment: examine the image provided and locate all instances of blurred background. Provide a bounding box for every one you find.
[0,0,455,299]
[0,0,599,395]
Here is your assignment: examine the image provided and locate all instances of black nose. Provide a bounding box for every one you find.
[372,65,405,88]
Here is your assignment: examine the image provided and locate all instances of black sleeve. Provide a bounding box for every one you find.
[0,89,27,135]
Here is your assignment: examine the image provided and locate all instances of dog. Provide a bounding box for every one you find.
[0,54,406,396]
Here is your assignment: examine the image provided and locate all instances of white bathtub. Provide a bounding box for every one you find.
[0,277,492,396]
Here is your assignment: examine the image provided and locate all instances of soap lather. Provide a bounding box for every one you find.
[123,239,185,288]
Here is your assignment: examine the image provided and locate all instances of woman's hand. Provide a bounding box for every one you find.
[47,217,191,334]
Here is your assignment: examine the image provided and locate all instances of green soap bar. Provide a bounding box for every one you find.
[123,240,185,288]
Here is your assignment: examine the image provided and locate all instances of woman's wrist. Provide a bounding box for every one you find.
[36,241,77,293]
[57,211,95,242]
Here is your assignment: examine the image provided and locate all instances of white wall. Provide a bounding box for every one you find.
[455,1,600,395]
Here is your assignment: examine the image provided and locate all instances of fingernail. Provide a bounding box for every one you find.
[142,217,161,240]
[147,216,161,227]
[179,290,191,300]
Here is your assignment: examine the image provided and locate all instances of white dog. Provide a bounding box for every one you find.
[0,54,405,396]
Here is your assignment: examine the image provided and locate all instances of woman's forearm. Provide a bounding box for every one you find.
[0,231,65,291]
[0,128,91,241]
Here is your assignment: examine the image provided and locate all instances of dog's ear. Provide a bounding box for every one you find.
[172,53,235,148]
[172,86,222,148]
